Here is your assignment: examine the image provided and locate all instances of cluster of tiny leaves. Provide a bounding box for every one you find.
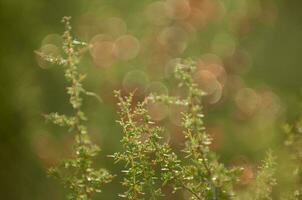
[113,59,242,200]
[111,91,182,199]
[282,118,302,199]
[38,17,113,200]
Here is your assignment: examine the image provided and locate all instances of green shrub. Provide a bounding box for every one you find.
[38,17,279,200]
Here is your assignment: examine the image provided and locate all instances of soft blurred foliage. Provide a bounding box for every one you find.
[0,0,302,199]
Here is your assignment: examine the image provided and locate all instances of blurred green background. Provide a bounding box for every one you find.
[0,0,302,199]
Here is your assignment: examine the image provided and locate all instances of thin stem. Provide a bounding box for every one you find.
[181,184,202,200]
[188,87,218,200]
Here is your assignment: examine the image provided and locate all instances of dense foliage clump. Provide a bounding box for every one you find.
[113,59,277,200]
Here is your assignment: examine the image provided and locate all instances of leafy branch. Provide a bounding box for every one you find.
[37,17,113,200]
